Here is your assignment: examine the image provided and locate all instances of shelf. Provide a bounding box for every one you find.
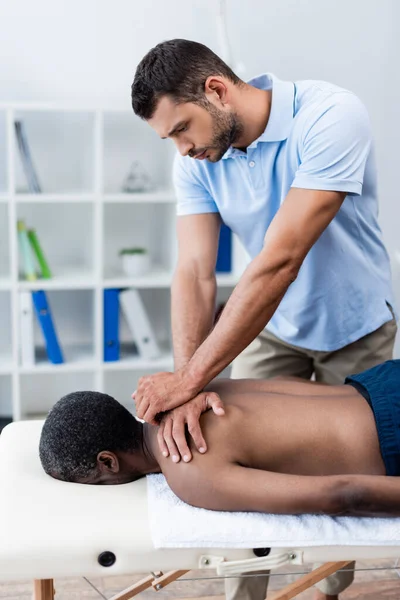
[102,190,176,203]
[103,268,239,289]
[15,190,176,204]
[103,265,173,289]
[15,193,96,203]
[19,344,96,374]
[216,273,240,287]
[103,341,173,372]
[103,349,174,372]
[18,268,96,290]
[1,102,244,422]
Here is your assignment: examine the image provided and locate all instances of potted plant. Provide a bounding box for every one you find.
[119,247,151,277]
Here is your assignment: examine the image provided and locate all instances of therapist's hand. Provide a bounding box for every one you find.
[133,369,199,424]
[157,392,225,463]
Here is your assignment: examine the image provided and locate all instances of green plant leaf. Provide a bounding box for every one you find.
[119,247,147,255]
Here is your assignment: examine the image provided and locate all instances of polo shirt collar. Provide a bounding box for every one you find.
[222,73,295,159]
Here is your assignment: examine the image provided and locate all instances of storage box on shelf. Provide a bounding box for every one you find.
[2,104,242,422]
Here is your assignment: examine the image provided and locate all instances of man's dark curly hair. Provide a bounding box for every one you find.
[39,391,143,482]
[131,38,242,120]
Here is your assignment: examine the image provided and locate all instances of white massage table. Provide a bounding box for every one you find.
[1,421,400,600]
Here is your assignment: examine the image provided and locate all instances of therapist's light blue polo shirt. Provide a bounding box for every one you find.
[173,73,395,351]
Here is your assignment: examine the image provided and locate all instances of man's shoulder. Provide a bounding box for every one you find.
[294,79,356,106]
[292,79,367,138]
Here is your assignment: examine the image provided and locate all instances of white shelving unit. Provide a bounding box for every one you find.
[0,104,248,422]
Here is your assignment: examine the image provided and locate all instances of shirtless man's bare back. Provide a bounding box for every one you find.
[39,361,400,518]
[161,377,386,514]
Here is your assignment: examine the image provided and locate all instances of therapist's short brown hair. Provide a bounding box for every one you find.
[131,38,242,120]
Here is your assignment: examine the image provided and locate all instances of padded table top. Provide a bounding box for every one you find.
[0,421,253,581]
[2,421,400,583]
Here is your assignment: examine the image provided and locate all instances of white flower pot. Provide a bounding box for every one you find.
[121,253,151,277]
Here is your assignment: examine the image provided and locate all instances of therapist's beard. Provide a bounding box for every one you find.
[191,105,243,163]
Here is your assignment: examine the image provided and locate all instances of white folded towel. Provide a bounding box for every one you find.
[147,474,399,549]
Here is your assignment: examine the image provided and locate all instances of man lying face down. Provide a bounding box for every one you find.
[39,360,400,517]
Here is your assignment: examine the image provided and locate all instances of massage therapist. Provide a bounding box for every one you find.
[130,38,397,600]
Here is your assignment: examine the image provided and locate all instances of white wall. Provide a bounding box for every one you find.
[1,0,399,344]
[0,0,219,108]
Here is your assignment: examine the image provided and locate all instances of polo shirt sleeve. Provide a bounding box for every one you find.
[173,153,219,216]
[291,93,372,196]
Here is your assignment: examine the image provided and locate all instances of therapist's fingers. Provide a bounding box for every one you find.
[206,392,225,416]
[133,389,142,414]
[136,397,151,421]
[157,421,169,457]
[172,417,192,463]
[134,376,150,417]
[162,417,181,463]
[142,404,159,425]
[187,415,207,455]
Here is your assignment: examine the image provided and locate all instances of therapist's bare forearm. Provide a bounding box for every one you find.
[171,269,217,370]
[185,255,299,391]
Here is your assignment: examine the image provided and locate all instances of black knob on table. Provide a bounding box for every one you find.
[253,547,271,557]
[98,551,116,567]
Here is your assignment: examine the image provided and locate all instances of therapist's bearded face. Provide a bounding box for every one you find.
[149,95,243,163]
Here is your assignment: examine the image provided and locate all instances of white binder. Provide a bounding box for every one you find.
[119,288,161,359]
[19,292,35,367]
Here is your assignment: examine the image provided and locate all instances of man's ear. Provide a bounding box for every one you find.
[97,451,120,474]
[204,76,229,107]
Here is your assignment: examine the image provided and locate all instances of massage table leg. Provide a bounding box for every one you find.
[32,563,352,600]
[33,579,54,600]
[108,573,161,600]
[151,570,190,591]
[32,570,190,600]
[108,570,189,599]
[269,560,353,600]
[32,570,191,600]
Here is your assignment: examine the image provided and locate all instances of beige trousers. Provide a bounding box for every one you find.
[225,315,397,600]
